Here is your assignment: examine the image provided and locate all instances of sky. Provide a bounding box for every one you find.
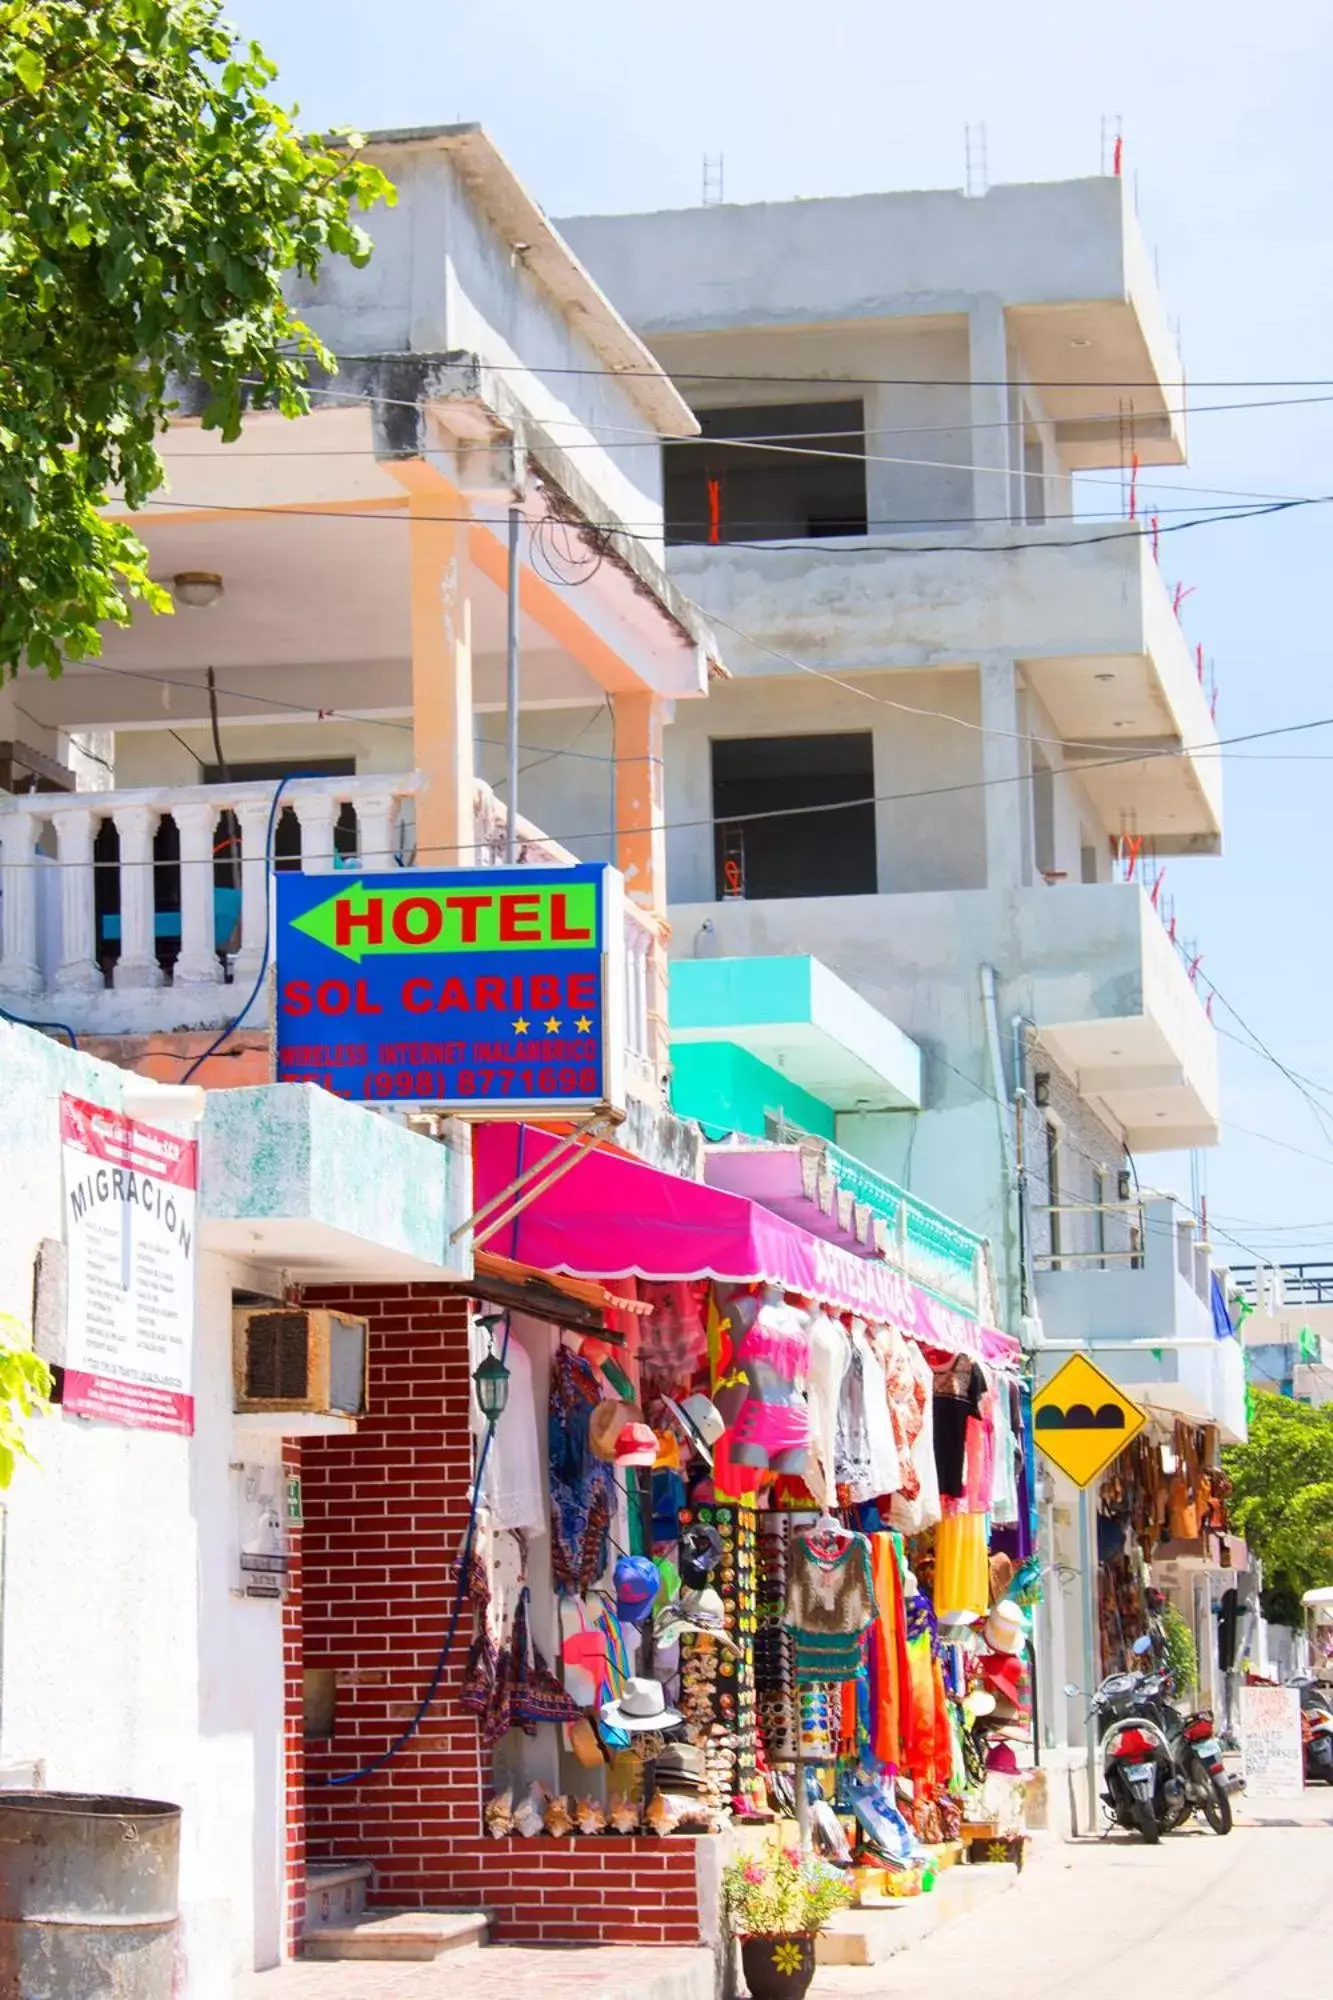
[231,0,1333,1271]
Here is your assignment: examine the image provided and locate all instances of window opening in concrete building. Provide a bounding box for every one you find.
[1023,428,1046,525]
[711,732,877,901]
[1033,753,1057,878]
[1045,1120,1063,1270]
[665,401,868,545]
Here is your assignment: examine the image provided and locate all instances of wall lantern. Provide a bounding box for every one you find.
[471,1311,510,1428]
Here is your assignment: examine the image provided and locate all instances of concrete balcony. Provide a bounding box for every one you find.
[1034,1195,1246,1441]
[0,774,661,1097]
[668,524,1221,856]
[669,881,1218,1152]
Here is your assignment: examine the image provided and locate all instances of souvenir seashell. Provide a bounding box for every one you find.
[512,1783,548,1838]
[484,1789,513,1838]
[543,1794,574,1837]
[574,1795,608,1835]
[643,1790,676,1836]
[609,1796,641,1834]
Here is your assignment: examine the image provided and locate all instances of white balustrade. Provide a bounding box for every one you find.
[52,810,101,993]
[171,799,223,988]
[0,808,41,997]
[112,803,164,990]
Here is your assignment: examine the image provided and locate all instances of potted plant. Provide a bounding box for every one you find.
[723,1843,852,2000]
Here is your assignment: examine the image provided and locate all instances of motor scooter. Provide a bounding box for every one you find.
[1067,1635,1236,1843]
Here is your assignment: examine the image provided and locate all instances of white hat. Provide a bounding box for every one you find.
[599,1676,683,1733]
[663,1393,726,1465]
[984,1599,1029,1656]
[654,1586,741,1656]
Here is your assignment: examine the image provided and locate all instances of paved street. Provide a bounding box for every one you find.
[814,1794,1333,2000]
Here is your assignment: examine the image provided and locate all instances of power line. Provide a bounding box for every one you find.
[125,487,1333,559]
[277,362,1333,391]
[12,702,1333,874]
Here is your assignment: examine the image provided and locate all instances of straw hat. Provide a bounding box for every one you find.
[589,1398,643,1462]
[983,1599,1029,1656]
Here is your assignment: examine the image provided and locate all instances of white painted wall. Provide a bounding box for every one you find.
[561,180,1137,336]
[0,1023,288,1990]
[662,668,986,903]
[291,139,667,546]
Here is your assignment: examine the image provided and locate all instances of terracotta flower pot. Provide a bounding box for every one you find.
[740,1932,816,2000]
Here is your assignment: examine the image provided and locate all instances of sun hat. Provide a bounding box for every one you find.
[983,1599,1029,1656]
[590,1398,644,1462]
[568,1716,606,1769]
[962,1688,997,1720]
[599,1676,683,1733]
[663,1393,726,1465]
[614,1421,660,1468]
[986,1740,1021,1776]
[977,1651,1027,1710]
[614,1555,660,1625]
[679,1522,724,1586]
[654,1585,741,1656]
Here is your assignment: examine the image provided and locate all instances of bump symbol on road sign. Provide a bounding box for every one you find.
[1031,1353,1146,1488]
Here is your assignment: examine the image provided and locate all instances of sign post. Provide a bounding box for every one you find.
[273,863,624,1116]
[1032,1354,1148,1834]
[60,1094,198,1435]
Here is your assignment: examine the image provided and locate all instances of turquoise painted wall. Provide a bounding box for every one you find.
[671,1042,835,1142]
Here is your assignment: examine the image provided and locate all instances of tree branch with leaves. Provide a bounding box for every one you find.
[1224,1392,1333,1618]
[0,0,392,675]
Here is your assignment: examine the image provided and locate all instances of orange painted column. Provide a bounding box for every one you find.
[613,691,670,1095]
[391,465,476,870]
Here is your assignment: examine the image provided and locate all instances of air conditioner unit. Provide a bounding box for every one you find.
[233,1307,369,1418]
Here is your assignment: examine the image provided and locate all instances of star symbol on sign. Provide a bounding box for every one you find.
[512,1016,530,1035]
[574,1015,594,1034]
[543,1016,563,1034]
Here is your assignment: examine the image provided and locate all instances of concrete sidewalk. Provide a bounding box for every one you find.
[237,1944,716,2000]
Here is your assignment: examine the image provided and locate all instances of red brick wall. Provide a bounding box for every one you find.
[282,1438,306,1959]
[297,1283,706,1945]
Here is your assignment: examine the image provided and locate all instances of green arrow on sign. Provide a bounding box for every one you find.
[288,880,599,963]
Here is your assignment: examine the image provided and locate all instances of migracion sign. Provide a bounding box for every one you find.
[274,864,624,1114]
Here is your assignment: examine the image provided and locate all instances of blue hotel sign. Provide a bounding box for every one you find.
[274,864,623,1114]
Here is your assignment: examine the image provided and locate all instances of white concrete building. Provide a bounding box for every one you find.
[542,174,1224,1339]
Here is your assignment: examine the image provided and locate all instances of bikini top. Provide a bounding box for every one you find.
[738,1302,812,1382]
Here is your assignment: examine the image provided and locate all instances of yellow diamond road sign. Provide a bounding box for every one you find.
[1032,1353,1146,1489]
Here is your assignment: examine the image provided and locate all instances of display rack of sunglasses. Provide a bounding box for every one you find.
[676,1501,757,1803]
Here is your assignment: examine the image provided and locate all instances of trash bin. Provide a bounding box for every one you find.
[0,1792,181,1999]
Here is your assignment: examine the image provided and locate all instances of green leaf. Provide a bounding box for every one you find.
[0,0,391,679]
[13,48,45,95]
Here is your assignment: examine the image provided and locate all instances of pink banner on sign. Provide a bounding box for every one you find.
[61,1371,194,1436]
[473,1124,1018,1363]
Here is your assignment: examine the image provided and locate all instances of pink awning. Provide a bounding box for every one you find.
[473,1124,1018,1364]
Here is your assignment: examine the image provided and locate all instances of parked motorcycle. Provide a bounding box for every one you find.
[1068,1635,1236,1843]
[1292,1678,1333,1783]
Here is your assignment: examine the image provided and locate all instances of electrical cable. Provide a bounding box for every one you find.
[323,1314,510,1787]
[122,487,1333,556]
[176,384,1333,451]
[262,364,1333,393]
[180,773,303,1082]
[0,1003,78,1049]
[7,702,1333,876]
